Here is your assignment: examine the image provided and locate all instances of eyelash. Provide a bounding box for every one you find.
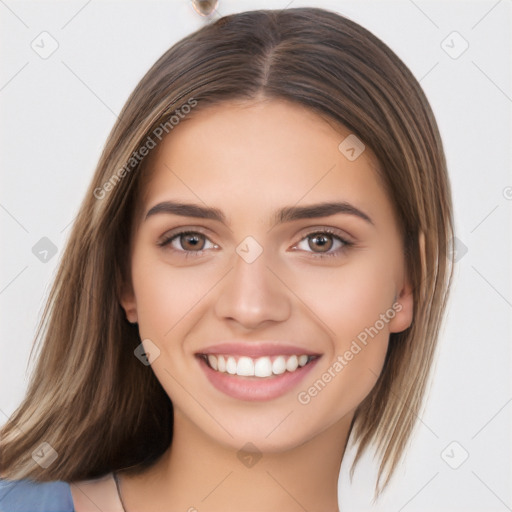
[157,228,354,260]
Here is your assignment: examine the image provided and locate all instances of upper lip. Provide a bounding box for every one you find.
[196,342,321,358]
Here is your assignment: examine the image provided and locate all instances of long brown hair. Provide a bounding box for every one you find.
[0,7,454,496]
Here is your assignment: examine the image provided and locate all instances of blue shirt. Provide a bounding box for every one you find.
[0,478,74,512]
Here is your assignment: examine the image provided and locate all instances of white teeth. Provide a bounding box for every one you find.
[286,355,299,372]
[237,356,254,376]
[203,354,314,377]
[298,355,309,367]
[207,354,218,371]
[272,356,286,375]
[226,356,237,375]
[254,357,273,377]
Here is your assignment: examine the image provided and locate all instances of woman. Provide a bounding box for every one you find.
[0,6,453,511]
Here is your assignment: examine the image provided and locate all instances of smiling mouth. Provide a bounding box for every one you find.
[197,353,320,378]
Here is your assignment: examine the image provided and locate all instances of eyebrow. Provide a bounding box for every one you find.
[144,200,374,226]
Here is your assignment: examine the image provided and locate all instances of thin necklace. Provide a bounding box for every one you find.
[113,472,127,512]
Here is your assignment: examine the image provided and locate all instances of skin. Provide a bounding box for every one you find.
[119,98,413,512]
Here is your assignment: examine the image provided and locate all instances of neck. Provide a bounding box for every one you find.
[119,409,354,512]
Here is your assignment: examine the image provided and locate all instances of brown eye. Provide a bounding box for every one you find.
[158,230,218,256]
[307,233,334,253]
[293,229,352,259]
[178,232,206,251]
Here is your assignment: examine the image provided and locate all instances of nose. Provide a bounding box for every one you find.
[214,245,292,330]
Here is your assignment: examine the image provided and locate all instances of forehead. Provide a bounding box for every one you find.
[138,99,391,228]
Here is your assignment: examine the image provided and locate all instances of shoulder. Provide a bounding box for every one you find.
[0,477,74,512]
[70,472,124,512]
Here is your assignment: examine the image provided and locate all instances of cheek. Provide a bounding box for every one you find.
[295,333,388,434]
[289,253,397,344]
[289,255,395,410]
[293,265,393,426]
[132,252,213,339]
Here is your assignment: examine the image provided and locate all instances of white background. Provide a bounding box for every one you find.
[0,1,511,510]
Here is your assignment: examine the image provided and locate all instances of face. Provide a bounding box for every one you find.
[120,98,413,452]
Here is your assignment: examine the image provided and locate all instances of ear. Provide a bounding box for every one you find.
[388,280,413,333]
[388,231,424,333]
[119,280,138,324]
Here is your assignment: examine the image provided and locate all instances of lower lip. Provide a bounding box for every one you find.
[196,356,320,401]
